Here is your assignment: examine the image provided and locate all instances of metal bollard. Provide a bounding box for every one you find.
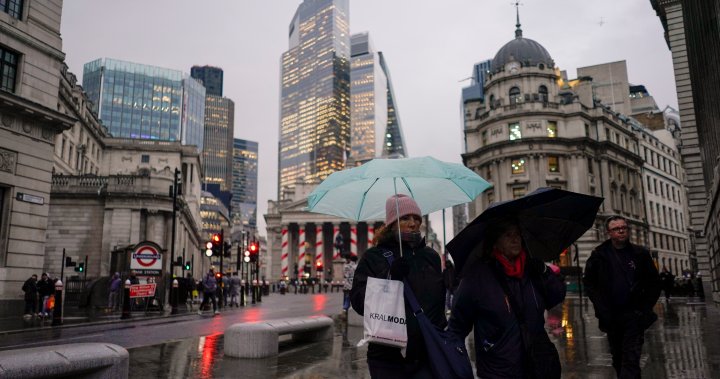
[51,280,63,326]
[257,281,262,303]
[121,279,131,319]
[240,281,246,306]
[171,279,179,315]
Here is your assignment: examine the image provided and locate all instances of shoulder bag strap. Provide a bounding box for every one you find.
[381,250,423,315]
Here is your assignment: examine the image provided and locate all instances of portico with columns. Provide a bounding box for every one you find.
[265,190,382,283]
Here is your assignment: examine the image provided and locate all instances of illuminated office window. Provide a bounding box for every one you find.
[547,121,557,138]
[548,156,559,172]
[509,123,522,141]
[511,158,526,174]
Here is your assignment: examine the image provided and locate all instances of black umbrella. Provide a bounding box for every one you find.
[447,187,603,271]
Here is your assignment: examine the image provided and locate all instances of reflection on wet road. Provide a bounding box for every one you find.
[128,297,720,378]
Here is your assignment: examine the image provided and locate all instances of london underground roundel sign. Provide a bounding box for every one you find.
[130,243,163,271]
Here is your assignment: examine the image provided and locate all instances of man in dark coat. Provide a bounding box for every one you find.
[659,267,675,301]
[36,272,54,317]
[584,215,660,378]
[22,274,38,316]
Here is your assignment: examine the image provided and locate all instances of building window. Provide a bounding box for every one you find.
[538,85,548,102]
[511,158,526,174]
[487,190,495,205]
[486,166,492,180]
[546,121,557,138]
[548,156,559,172]
[509,86,522,105]
[489,94,495,109]
[481,130,488,146]
[512,187,526,199]
[509,123,522,141]
[585,123,590,137]
[141,154,150,163]
[1,0,23,19]
[0,46,19,92]
[587,158,593,174]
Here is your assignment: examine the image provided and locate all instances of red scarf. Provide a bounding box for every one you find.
[493,248,526,278]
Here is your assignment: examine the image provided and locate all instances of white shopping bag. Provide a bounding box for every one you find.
[357,277,407,348]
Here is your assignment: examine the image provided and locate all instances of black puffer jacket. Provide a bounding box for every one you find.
[449,257,566,378]
[350,238,446,364]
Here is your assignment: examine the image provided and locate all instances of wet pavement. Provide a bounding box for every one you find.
[126,296,720,378]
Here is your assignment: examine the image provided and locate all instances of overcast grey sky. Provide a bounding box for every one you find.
[61,0,676,237]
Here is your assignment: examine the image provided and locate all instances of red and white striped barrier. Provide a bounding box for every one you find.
[350,226,357,257]
[333,225,340,260]
[298,228,306,277]
[367,226,375,247]
[281,228,289,278]
[315,226,323,267]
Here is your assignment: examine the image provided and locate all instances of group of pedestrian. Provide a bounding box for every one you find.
[21,272,56,318]
[349,194,661,379]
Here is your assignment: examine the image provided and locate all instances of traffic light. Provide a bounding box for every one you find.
[65,256,76,268]
[248,241,259,262]
[175,256,183,267]
[215,271,222,280]
[210,233,222,257]
[75,262,85,273]
[184,261,191,271]
[223,241,232,258]
[315,259,323,273]
[205,241,213,257]
[243,250,250,263]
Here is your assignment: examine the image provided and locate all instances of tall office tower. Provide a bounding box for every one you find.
[232,139,259,232]
[192,65,235,192]
[379,51,407,159]
[278,0,351,199]
[83,58,206,150]
[191,65,224,97]
[349,32,407,164]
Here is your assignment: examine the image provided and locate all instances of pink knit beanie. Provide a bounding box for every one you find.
[385,194,422,225]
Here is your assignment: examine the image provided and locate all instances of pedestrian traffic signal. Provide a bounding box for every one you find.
[184,261,191,271]
[65,256,76,267]
[75,262,85,273]
[243,250,250,263]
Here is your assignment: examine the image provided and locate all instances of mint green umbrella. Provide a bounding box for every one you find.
[307,156,492,221]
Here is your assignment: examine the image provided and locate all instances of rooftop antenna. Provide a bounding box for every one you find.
[512,1,524,38]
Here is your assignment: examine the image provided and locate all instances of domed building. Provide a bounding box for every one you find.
[462,19,651,268]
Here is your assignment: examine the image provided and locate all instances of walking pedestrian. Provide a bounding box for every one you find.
[198,267,219,315]
[341,255,357,317]
[584,215,661,378]
[108,272,121,311]
[229,273,241,307]
[36,273,54,317]
[350,194,448,378]
[659,267,675,301]
[21,274,38,317]
[449,219,566,378]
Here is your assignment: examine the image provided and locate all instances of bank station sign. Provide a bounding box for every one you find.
[130,242,163,276]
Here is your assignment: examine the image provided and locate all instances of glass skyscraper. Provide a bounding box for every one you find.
[350,32,407,164]
[83,58,205,150]
[191,65,224,97]
[279,0,351,199]
[232,138,258,232]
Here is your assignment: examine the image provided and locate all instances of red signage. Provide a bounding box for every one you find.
[129,284,157,298]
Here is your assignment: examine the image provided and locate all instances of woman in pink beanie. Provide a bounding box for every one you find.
[350,194,448,378]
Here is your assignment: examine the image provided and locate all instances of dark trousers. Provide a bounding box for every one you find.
[367,358,433,379]
[24,298,36,314]
[606,319,644,379]
[200,291,217,312]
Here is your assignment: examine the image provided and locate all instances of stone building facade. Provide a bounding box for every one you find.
[463,23,652,266]
[45,140,204,282]
[0,1,75,314]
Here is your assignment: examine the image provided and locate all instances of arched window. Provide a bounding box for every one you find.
[539,85,548,102]
[489,94,495,109]
[509,87,522,105]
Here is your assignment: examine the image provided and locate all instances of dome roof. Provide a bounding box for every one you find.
[491,25,554,73]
